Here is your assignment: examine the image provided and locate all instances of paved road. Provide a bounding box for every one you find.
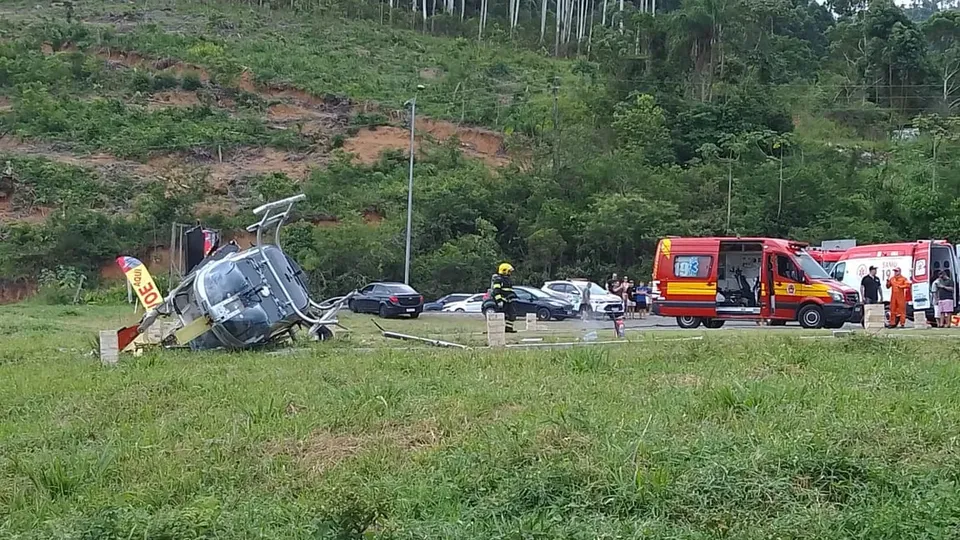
[421,312,864,331]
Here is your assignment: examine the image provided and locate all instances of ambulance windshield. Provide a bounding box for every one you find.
[795,250,833,280]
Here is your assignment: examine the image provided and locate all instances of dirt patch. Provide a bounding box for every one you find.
[267,419,441,475]
[98,48,211,83]
[0,136,157,178]
[0,96,10,113]
[146,90,201,110]
[0,198,50,224]
[342,126,412,164]
[263,84,336,109]
[362,209,384,224]
[238,70,257,93]
[0,279,37,305]
[266,103,347,139]
[205,147,322,186]
[343,120,508,167]
[421,119,507,165]
[419,67,443,80]
[98,245,171,281]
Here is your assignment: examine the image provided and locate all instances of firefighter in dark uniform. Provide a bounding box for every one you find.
[492,262,518,333]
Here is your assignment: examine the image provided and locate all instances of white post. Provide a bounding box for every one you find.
[404,90,420,285]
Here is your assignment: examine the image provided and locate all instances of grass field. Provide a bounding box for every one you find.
[4,303,960,538]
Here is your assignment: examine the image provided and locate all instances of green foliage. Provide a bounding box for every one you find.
[8,83,304,158]
[36,265,84,305]
[180,71,204,91]
[611,93,674,165]
[6,0,960,301]
[253,172,299,202]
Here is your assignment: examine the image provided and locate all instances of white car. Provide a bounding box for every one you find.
[441,293,485,313]
[542,279,624,319]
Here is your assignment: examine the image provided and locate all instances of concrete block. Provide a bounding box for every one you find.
[99,330,119,366]
[863,305,885,330]
[524,313,538,332]
[486,312,505,347]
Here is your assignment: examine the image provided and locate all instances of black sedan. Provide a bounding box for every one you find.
[481,285,576,321]
[349,282,424,318]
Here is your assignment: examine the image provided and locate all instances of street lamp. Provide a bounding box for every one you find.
[403,84,424,285]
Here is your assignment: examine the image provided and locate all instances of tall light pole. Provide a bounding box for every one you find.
[403,85,424,285]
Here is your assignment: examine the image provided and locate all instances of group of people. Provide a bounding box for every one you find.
[606,273,650,319]
[859,265,955,328]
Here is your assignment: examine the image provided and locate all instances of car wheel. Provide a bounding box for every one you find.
[798,304,824,329]
[483,307,496,316]
[378,304,389,319]
[704,319,725,329]
[409,312,420,319]
[536,307,551,321]
[455,308,465,313]
[348,300,357,313]
[676,316,702,329]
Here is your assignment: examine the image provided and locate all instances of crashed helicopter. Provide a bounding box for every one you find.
[110,194,353,355]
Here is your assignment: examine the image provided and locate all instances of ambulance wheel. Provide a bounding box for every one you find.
[704,319,725,329]
[798,305,824,329]
[676,316,702,329]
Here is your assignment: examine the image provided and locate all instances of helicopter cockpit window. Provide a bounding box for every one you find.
[202,261,250,306]
[221,304,271,345]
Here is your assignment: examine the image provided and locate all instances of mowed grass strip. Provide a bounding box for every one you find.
[3,304,960,538]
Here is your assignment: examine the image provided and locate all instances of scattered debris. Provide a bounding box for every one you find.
[373,320,470,349]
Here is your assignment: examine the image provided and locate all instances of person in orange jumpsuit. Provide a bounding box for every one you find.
[886,267,911,328]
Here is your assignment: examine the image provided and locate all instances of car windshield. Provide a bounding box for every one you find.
[383,284,417,294]
[520,287,551,299]
[795,251,833,280]
[573,282,608,296]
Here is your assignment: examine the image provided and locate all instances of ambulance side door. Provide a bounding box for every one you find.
[912,242,931,307]
[773,252,805,319]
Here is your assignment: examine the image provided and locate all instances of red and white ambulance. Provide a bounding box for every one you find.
[829,240,959,320]
[651,237,861,329]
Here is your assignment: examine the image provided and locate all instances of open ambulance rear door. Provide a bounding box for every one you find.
[910,241,932,310]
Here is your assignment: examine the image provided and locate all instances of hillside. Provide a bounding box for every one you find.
[1,0,960,299]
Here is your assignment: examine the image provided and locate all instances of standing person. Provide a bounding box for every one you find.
[931,270,942,327]
[860,266,882,305]
[936,269,955,328]
[635,281,649,319]
[607,273,619,295]
[492,262,518,333]
[580,281,592,320]
[622,277,634,318]
[886,267,910,328]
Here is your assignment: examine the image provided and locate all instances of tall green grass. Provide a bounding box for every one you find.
[3,305,960,538]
